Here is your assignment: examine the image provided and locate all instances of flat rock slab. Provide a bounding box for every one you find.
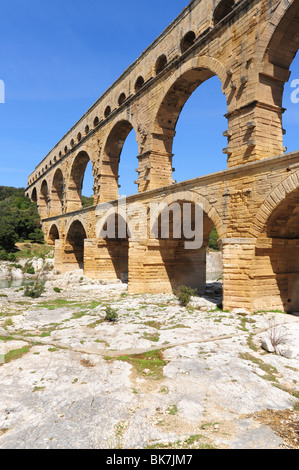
[0,280,298,449]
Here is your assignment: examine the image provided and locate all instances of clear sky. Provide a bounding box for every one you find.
[0,0,298,197]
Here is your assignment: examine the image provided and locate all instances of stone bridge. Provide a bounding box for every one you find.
[26,0,299,313]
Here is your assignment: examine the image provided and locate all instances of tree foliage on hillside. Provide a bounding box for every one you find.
[81,195,94,208]
[0,186,44,259]
[208,227,220,251]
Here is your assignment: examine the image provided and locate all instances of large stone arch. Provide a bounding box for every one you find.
[95,202,132,240]
[249,169,299,313]
[156,190,225,239]
[64,215,90,241]
[250,169,299,238]
[39,179,50,219]
[153,55,227,138]
[144,56,228,190]
[99,119,139,203]
[140,190,224,294]
[63,219,88,270]
[260,0,299,103]
[257,0,299,70]
[51,168,65,217]
[47,223,60,246]
[253,1,299,158]
[94,205,131,283]
[66,150,94,212]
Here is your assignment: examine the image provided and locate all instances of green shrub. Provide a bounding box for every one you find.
[11,263,22,270]
[0,250,16,262]
[7,252,16,262]
[24,282,45,298]
[175,285,198,306]
[53,287,62,293]
[28,229,44,244]
[26,266,35,275]
[105,306,118,323]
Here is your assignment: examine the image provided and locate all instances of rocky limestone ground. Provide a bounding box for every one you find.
[0,269,298,450]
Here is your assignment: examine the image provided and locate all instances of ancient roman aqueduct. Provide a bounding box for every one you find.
[26,0,299,313]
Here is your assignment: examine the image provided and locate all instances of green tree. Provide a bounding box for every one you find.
[0,219,18,251]
[208,227,220,251]
[81,195,94,208]
[0,186,44,253]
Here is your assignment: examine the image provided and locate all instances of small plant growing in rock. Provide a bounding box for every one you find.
[105,306,118,323]
[175,285,198,306]
[53,287,62,293]
[26,266,35,275]
[167,404,178,415]
[4,318,14,328]
[265,317,289,353]
[24,282,45,298]
[11,264,22,270]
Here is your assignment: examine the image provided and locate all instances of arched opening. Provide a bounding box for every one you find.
[264,3,299,74]
[213,0,234,25]
[48,224,60,246]
[118,128,139,197]
[104,106,111,118]
[64,220,87,270]
[254,187,299,313]
[40,180,49,219]
[31,187,37,203]
[180,31,196,54]
[81,160,94,207]
[118,93,126,106]
[282,53,299,154]
[135,76,145,93]
[261,2,299,156]
[155,55,167,75]
[51,168,64,216]
[148,200,222,301]
[207,226,222,276]
[101,120,138,202]
[96,212,129,282]
[93,116,99,127]
[67,151,94,212]
[155,68,227,183]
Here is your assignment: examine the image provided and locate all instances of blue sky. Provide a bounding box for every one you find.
[0,0,298,197]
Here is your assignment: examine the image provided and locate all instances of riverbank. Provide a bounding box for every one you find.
[0,270,298,449]
[0,243,55,282]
